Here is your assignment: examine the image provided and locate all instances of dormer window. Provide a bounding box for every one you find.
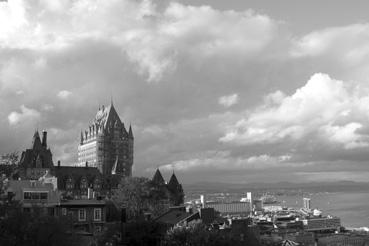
[66,177,74,190]
[80,177,88,189]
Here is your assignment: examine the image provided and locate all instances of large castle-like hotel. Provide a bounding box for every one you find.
[78,103,134,177]
[16,102,134,197]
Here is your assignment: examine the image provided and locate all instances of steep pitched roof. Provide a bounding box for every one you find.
[32,130,42,149]
[152,169,165,185]
[94,103,122,129]
[128,125,134,139]
[168,173,180,188]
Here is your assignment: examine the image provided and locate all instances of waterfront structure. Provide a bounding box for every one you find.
[303,198,311,210]
[18,130,54,179]
[303,216,341,232]
[78,103,133,178]
[206,202,251,217]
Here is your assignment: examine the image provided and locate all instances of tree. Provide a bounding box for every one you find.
[162,223,261,246]
[0,151,19,166]
[0,151,19,179]
[0,201,81,246]
[112,177,170,220]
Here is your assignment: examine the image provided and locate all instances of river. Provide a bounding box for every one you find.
[276,191,369,228]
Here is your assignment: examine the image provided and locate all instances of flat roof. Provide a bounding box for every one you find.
[59,199,106,206]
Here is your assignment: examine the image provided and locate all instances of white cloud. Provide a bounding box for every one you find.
[8,105,41,126]
[291,23,369,66]
[218,93,239,108]
[0,0,279,82]
[220,73,369,149]
[57,90,72,99]
[159,151,293,172]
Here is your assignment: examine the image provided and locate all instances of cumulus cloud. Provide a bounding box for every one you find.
[220,73,369,150]
[291,23,369,66]
[218,93,239,108]
[8,105,41,126]
[0,0,279,82]
[57,90,72,99]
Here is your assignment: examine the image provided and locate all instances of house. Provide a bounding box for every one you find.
[56,199,106,234]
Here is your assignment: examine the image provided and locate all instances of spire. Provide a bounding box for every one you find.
[152,168,165,185]
[80,130,84,143]
[32,130,42,149]
[128,124,134,139]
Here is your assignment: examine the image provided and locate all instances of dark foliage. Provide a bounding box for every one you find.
[162,223,261,246]
[0,201,80,246]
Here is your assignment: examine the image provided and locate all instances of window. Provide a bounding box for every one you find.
[94,208,102,221]
[24,192,48,200]
[78,209,86,221]
[40,192,48,200]
[62,208,67,216]
[24,192,32,200]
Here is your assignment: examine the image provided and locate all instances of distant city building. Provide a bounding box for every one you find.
[206,202,251,217]
[303,198,311,210]
[18,130,54,180]
[303,216,341,232]
[78,103,133,177]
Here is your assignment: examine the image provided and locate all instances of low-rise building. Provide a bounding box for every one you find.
[56,199,106,234]
[6,179,60,215]
[303,216,341,232]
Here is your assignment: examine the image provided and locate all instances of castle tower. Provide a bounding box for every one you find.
[78,102,133,177]
[167,172,184,206]
[18,130,54,179]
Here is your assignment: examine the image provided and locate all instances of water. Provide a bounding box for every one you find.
[276,191,369,228]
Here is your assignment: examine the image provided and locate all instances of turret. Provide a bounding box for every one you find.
[128,125,134,139]
[80,130,84,144]
[152,168,165,185]
[32,130,42,149]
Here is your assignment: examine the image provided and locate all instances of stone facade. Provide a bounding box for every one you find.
[78,103,133,178]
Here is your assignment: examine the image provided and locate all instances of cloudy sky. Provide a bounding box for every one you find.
[2,0,369,184]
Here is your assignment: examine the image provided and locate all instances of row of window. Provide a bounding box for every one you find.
[23,191,48,200]
[76,208,101,221]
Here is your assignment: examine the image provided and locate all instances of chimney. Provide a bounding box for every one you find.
[87,188,93,199]
[57,160,61,167]
[42,131,47,148]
